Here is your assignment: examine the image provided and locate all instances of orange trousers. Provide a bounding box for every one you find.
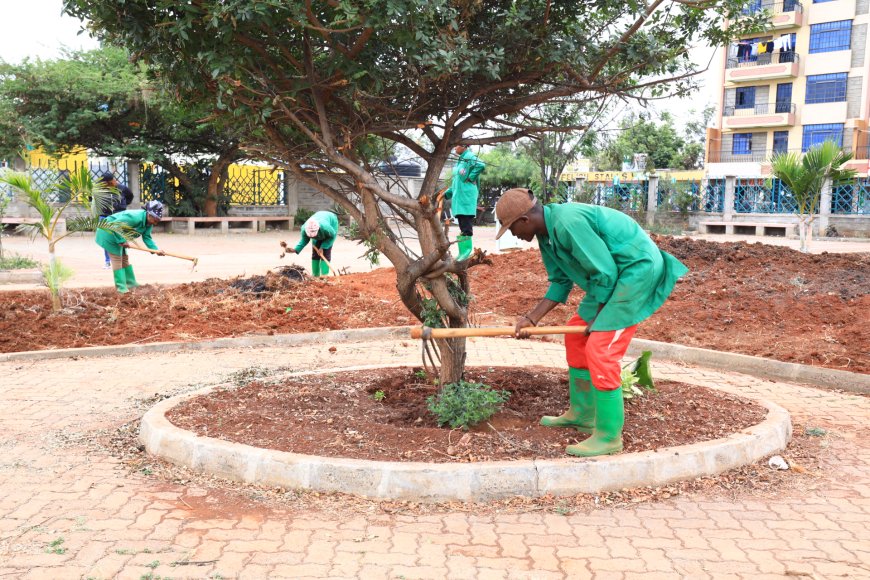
[565,314,637,391]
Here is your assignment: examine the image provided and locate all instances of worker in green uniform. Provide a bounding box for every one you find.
[291,210,339,277]
[494,188,688,457]
[444,145,486,261]
[95,200,166,293]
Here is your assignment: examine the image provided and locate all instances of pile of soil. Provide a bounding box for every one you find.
[1,237,867,373]
[229,265,306,294]
[167,366,768,462]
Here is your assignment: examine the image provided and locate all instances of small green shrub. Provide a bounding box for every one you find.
[427,380,510,430]
[294,207,315,226]
[0,254,39,270]
[373,390,386,401]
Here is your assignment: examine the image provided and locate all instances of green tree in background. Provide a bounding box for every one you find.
[0,47,242,216]
[519,102,601,203]
[65,0,761,385]
[596,107,713,171]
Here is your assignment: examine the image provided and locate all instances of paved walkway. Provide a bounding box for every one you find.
[1,338,868,579]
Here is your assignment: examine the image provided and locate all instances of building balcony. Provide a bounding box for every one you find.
[708,145,864,165]
[725,52,799,83]
[722,103,796,129]
[740,0,803,28]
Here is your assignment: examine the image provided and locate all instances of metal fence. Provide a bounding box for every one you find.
[701,179,726,212]
[656,180,702,213]
[25,158,128,203]
[225,165,285,205]
[734,178,807,213]
[140,164,286,207]
[832,180,870,214]
[581,182,648,212]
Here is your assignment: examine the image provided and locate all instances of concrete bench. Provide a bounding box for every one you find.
[1,217,66,235]
[699,221,798,237]
[167,216,258,234]
[255,216,294,232]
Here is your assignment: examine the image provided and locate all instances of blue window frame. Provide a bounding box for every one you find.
[802,123,844,151]
[776,83,793,113]
[733,133,753,155]
[809,21,852,54]
[773,131,789,154]
[806,73,847,104]
[736,87,756,109]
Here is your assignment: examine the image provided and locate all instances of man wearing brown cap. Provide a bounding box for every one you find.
[494,188,688,457]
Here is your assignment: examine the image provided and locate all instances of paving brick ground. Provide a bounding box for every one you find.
[1,338,868,579]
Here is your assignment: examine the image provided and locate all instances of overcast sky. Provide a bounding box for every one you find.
[1,1,718,131]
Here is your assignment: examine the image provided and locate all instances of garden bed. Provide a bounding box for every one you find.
[166,366,768,463]
[0,237,867,373]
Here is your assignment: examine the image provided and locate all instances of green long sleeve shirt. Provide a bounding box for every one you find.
[444,149,486,216]
[537,203,688,331]
[94,209,158,255]
[294,211,339,253]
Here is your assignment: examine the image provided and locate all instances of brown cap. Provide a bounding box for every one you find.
[494,188,536,239]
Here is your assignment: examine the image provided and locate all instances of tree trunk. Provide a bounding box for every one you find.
[798,217,810,253]
[204,149,237,217]
[436,336,467,384]
[47,248,61,312]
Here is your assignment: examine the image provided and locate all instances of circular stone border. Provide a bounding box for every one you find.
[140,364,793,502]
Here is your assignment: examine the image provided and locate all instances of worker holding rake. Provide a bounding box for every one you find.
[95,200,166,293]
[292,210,339,277]
[494,188,688,458]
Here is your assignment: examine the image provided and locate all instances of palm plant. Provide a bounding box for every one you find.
[770,140,856,252]
[0,166,133,311]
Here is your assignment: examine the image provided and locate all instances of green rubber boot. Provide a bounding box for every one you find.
[566,386,624,457]
[320,259,330,276]
[540,367,594,433]
[112,268,129,294]
[123,265,139,288]
[311,259,322,277]
[456,235,473,261]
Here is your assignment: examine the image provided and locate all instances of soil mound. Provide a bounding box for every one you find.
[1,236,867,373]
[229,265,307,295]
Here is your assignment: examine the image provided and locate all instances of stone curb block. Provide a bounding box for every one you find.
[140,366,792,502]
[2,326,866,394]
[0,269,42,284]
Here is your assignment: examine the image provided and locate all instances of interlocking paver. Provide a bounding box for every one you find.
[1,338,868,579]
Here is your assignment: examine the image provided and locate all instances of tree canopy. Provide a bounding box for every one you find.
[64,0,759,383]
[594,108,712,171]
[0,47,244,215]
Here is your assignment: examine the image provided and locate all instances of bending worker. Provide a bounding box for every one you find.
[444,145,485,261]
[95,200,166,293]
[494,188,688,457]
[292,210,339,277]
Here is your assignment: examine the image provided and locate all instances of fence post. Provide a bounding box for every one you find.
[818,176,832,235]
[646,174,658,227]
[723,176,736,222]
[126,160,142,208]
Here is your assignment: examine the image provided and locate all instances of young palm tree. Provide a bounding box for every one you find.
[0,166,133,311]
[770,140,856,252]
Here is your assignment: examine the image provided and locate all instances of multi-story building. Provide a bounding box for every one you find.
[706,0,870,177]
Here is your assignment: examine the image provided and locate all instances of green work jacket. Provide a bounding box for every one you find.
[94,209,158,255]
[444,149,486,216]
[294,211,339,253]
[537,203,688,331]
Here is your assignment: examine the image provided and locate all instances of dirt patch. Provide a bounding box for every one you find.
[166,366,767,463]
[1,236,867,373]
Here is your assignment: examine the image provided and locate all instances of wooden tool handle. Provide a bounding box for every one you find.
[127,245,196,262]
[410,325,587,339]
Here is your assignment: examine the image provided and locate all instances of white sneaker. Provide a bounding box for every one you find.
[103,263,111,269]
